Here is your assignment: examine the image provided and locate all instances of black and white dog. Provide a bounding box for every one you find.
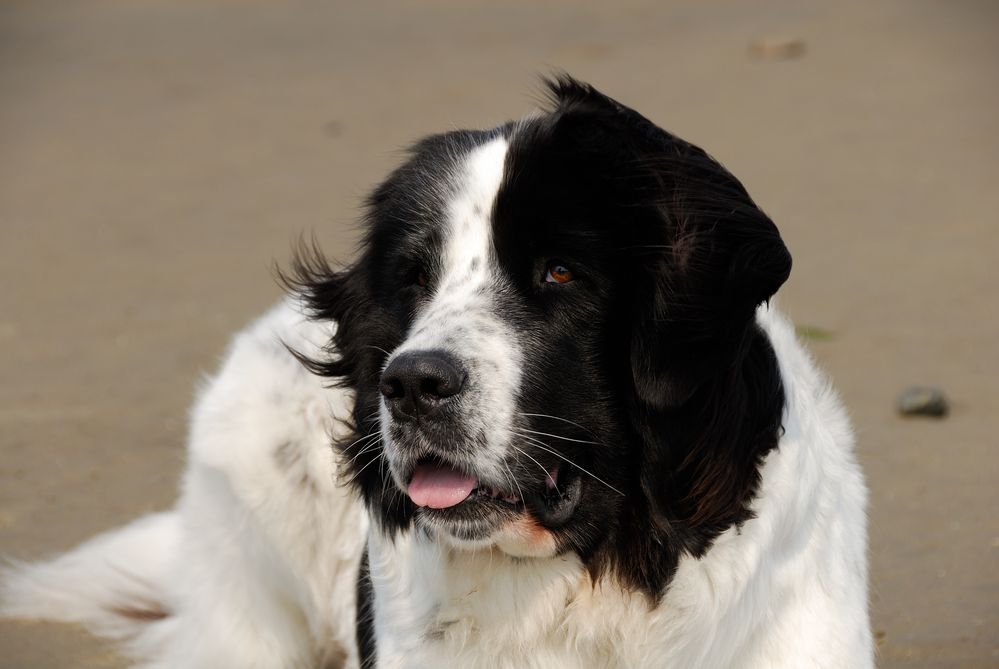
[2,77,872,668]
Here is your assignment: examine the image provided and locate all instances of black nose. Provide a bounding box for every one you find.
[379,350,466,420]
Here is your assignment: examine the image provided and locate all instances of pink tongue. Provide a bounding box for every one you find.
[407,463,478,509]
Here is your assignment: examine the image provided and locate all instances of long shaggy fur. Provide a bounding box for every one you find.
[1,77,872,669]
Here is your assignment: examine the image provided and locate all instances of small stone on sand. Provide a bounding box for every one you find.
[897,386,949,417]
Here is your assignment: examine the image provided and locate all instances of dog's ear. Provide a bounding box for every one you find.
[544,75,791,408]
[630,198,791,540]
[628,188,791,409]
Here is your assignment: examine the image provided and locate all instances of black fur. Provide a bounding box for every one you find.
[284,76,791,601]
[355,549,377,669]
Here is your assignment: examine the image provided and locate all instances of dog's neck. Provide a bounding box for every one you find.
[365,528,600,665]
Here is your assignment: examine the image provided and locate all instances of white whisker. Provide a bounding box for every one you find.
[509,443,560,496]
[363,344,393,357]
[341,431,381,453]
[351,451,384,480]
[345,440,383,468]
[512,432,625,497]
[502,462,526,504]
[518,428,600,445]
[516,412,598,437]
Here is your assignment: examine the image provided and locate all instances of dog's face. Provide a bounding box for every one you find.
[291,77,792,595]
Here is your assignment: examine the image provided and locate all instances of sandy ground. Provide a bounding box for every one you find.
[1,0,997,666]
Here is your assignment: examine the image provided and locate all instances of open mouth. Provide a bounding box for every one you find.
[405,456,582,529]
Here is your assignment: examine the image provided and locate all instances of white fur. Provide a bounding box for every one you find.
[3,300,367,669]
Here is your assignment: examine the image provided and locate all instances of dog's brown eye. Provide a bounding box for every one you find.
[544,262,573,284]
[408,265,429,288]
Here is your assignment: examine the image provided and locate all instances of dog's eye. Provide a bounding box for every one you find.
[407,266,429,288]
[544,261,574,285]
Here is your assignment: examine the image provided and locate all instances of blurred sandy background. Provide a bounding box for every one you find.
[1,0,997,666]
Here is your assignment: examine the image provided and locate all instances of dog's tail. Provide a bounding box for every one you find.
[1,511,179,643]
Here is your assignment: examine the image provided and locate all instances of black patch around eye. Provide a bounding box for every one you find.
[399,261,430,290]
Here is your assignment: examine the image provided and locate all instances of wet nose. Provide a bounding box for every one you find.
[379,350,467,420]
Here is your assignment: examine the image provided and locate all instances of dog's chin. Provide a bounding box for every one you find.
[414,500,522,550]
[414,501,565,558]
[420,512,564,558]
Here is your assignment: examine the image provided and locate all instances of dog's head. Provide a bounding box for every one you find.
[289,77,791,597]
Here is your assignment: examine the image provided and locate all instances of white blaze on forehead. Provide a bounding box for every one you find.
[401,136,511,349]
[442,137,508,275]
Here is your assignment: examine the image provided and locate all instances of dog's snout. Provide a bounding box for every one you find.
[380,350,466,419]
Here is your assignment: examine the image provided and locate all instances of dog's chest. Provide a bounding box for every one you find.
[368,535,647,669]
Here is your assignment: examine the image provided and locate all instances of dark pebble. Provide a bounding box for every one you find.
[897,386,949,417]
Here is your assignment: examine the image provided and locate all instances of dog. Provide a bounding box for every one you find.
[2,76,873,668]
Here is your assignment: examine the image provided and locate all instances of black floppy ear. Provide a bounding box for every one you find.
[540,75,790,409]
[623,145,791,538]
[627,148,791,410]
